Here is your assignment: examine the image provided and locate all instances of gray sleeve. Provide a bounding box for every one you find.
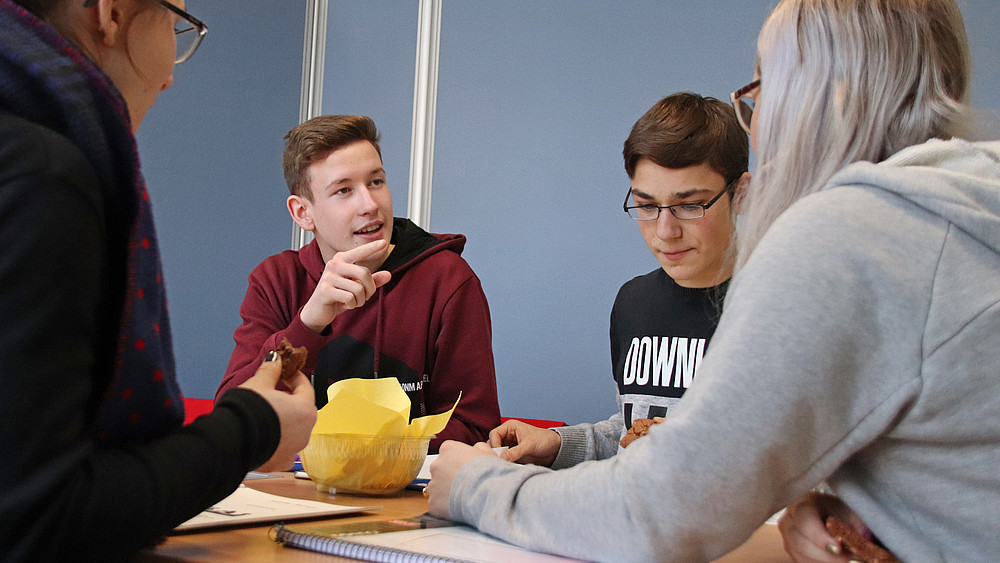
[550,413,622,469]
[447,190,932,562]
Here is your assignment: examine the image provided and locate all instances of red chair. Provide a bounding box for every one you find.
[500,416,565,429]
[182,400,568,429]
[182,397,214,424]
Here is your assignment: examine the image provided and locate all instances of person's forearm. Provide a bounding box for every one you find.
[16,389,278,560]
[551,413,622,468]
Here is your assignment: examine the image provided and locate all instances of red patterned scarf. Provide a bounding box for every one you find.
[0,0,184,444]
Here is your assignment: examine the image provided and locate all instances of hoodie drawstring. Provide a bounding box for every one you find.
[373,286,383,379]
[372,283,427,417]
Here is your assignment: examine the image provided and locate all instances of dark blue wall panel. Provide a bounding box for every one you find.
[137,1,306,401]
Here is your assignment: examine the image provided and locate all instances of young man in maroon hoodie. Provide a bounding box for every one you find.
[216,115,500,452]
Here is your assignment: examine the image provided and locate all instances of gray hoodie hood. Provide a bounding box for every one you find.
[827,138,1000,254]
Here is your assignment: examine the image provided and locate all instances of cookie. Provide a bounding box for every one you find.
[619,418,661,448]
[825,516,900,563]
[275,338,307,380]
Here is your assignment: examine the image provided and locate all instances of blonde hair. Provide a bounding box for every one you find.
[736,0,971,270]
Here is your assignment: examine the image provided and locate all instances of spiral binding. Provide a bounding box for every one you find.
[274,523,467,563]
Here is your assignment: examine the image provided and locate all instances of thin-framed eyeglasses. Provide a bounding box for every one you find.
[157,0,207,64]
[730,78,760,135]
[623,178,738,221]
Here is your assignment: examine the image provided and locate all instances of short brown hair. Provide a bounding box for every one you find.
[282,115,382,200]
[623,93,748,185]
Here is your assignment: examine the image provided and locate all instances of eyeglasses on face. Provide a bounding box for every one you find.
[157,0,207,64]
[730,78,760,135]
[623,178,738,221]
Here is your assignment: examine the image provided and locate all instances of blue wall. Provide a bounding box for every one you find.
[137,1,305,401]
[140,1,999,426]
[320,1,419,214]
[430,1,773,424]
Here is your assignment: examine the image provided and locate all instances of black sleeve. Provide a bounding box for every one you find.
[0,116,280,561]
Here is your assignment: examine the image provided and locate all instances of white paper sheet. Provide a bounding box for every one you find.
[173,485,379,532]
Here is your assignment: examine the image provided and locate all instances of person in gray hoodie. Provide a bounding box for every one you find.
[426,0,1000,561]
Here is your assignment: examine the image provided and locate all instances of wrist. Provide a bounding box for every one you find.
[540,430,561,466]
[299,306,331,334]
[303,319,328,334]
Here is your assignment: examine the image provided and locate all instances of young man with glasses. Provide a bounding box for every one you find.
[488,92,749,467]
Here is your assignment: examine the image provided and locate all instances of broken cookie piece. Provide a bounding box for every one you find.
[275,338,307,380]
[825,516,900,563]
[619,418,662,448]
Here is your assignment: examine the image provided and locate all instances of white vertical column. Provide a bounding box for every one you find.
[291,0,329,250]
[407,0,443,230]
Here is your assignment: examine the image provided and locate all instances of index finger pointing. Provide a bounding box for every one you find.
[334,239,387,265]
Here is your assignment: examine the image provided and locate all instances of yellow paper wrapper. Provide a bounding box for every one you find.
[311,377,460,437]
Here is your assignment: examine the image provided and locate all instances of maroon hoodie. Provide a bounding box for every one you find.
[216,218,501,451]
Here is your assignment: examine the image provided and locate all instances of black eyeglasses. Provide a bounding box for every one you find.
[157,0,207,64]
[730,78,760,135]
[623,178,738,221]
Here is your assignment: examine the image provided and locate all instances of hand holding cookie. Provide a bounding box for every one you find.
[778,492,897,563]
[239,343,316,472]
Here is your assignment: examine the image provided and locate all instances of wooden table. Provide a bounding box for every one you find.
[140,474,790,562]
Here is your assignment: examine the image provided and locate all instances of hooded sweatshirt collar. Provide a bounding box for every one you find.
[826,138,1000,254]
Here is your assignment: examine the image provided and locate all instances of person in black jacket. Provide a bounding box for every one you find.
[0,1,315,560]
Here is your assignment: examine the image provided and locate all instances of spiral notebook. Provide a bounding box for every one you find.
[273,513,585,563]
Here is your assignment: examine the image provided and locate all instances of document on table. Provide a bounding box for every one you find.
[415,447,505,480]
[417,454,435,479]
[173,485,380,532]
